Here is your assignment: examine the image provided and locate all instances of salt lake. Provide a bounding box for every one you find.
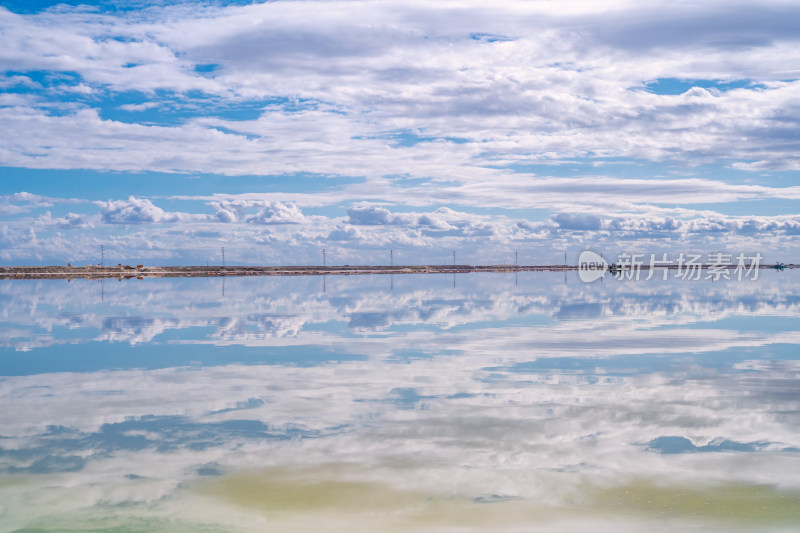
[1,270,799,532]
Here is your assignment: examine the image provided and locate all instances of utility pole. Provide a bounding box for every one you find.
[453,251,456,266]
[100,244,104,267]
[323,248,326,267]
[515,251,518,266]
[390,249,393,267]
[221,246,225,267]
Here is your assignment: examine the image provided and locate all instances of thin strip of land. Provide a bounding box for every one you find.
[0,263,794,280]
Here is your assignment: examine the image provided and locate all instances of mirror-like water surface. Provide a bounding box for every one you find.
[1,272,799,532]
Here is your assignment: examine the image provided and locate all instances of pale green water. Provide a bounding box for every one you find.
[1,271,799,532]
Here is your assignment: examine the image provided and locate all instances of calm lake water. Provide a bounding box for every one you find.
[1,271,799,532]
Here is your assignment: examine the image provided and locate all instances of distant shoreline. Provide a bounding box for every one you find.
[0,263,795,280]
[0,265,568,280]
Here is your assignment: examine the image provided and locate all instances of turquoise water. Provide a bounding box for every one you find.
[1,271,799,532]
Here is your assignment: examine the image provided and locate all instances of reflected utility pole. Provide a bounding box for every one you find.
[322,249,327,292]
[220,246,227,299]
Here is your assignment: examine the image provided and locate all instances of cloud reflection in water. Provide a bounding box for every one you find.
[0,272,799,531]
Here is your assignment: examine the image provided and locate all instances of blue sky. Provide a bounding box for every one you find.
[1,0,799,265]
